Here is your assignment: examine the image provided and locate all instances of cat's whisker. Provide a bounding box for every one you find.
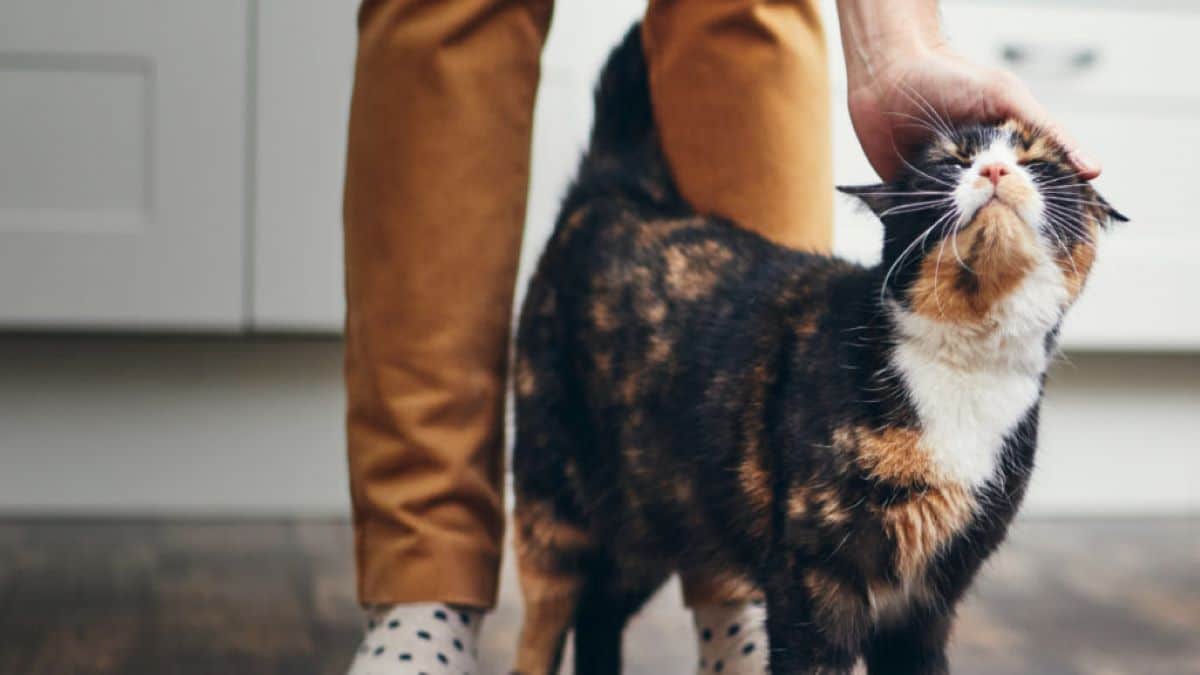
[932,240,948,317]
[944,211,973,275]
[878,211,949,304]
[1035,181,1086,189]
[1042,205,1097,239]
[1037,187,1085,198]
[884,110,951,141]
[885,130,957,189]
[907,86,957,140]
[1042,199,1088,216]
[1041,214,1084,237]
[895,82,956,142]
[877,199,955,218]
[1041,203,1087,224]
[931,214,959,318]
[1042,198,1092,212]
[1036,188,1089,197]
[1045,197,1110,210]
[847,190,951,197]
[1051,221,1092,240]
[895,151,957,188]
[1044,218,1093,246]
[1034,173,1085,187]
[1041,217,1079,278]
[824,530,855,561]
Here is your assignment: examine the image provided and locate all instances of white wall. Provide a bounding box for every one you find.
[0,337,1194,516]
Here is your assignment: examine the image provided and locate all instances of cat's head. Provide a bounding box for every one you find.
[839,120,1126,323]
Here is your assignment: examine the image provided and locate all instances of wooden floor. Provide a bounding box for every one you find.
[0,518,1195,675]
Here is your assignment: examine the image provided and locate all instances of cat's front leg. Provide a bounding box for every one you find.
[862,604,952,675]
[764,567,868,674]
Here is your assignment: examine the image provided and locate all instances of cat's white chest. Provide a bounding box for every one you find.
[892,345,1042,489]
[890,260,1066,490]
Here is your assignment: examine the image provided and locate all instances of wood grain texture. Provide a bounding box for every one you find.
[0,518,1194,674]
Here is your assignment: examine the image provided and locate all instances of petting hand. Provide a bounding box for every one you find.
[837,1,1100,183]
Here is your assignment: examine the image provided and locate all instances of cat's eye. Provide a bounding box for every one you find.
[933,156,969,168]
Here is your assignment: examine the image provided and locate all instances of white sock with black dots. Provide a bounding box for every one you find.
[692,601,769,675]
[346,603,482,675]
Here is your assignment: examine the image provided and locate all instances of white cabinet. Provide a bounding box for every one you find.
[251,0,356,331]
[0,1,248,329]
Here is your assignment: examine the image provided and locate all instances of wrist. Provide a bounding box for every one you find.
[837,0,945,86]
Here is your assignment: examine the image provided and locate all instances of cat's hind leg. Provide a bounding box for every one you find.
[512,502,663,675]
[512,498,591,675]
[512,281,592,675]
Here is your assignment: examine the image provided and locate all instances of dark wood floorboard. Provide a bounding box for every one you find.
[0,518,1195,674]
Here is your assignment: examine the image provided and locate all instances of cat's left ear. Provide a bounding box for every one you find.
[1093,191,1129,225]
[837,184,896,220]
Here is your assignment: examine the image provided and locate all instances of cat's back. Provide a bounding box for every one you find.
[526,196,858,413]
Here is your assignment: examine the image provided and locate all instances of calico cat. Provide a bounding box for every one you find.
[511,25,1125,675]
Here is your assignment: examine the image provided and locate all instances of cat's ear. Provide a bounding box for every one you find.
[836,184,896,219]
[1094,191,1129,225]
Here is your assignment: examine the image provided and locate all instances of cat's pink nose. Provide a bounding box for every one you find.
[981,163,1009,186]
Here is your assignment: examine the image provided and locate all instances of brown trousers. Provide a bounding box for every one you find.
[344,0,832,609]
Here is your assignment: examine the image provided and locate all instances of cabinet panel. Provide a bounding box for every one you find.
[0,1,247,329]
[251,0,356,331]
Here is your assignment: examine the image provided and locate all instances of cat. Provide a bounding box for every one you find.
[510,24,1125,675]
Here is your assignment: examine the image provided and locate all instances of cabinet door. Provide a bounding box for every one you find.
[0,1,247,330]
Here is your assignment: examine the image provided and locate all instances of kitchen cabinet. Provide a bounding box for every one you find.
[0,1,248,329]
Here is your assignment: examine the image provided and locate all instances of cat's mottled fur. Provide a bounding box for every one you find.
[511,25,1125,675]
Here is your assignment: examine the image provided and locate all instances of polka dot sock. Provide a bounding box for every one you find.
[346,603,482,675]
[692,601,769,675]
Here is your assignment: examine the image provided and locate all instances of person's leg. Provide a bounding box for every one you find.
[644,0,833,252]
[644,1,832,671]
[342,0,552,655]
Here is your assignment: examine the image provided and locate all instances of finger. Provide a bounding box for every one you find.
[868,138,902,183]
[1067,148,1102,181]
[848,103,903,182]
[991,73,1102,179]
[1042,117,1102,180]
[871,154,902,184]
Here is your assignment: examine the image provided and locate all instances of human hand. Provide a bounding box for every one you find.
[837,1,1100,182]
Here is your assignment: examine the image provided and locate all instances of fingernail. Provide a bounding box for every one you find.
[1071,151,1100,174]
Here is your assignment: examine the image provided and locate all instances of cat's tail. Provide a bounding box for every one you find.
[589,23,655,157]
[571,22,684,214]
